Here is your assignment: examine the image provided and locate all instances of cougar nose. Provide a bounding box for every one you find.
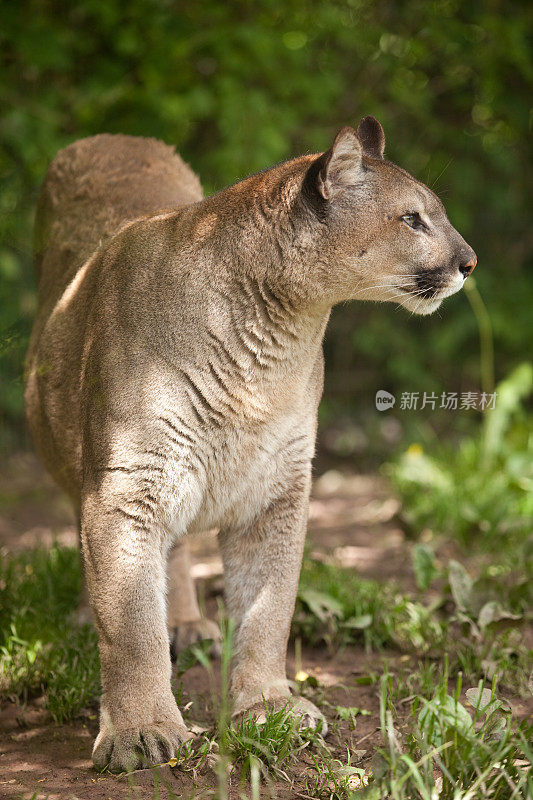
[459,254,477,279]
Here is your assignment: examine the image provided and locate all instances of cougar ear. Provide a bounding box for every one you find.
[316,127,363,200]
[356,115,385,159]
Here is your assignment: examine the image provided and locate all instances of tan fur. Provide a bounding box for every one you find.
[25,119,475,771]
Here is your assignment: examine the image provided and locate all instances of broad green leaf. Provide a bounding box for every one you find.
[465,686,498,714]
[354,674,378,686]
[297,588,344,621]
[344,614,373,629]
[418,694,473,747]
[465,686,511,714]
[483,363,533,459]
[413,544,438,591]
[477,601,521,631]
[448,560,473,612]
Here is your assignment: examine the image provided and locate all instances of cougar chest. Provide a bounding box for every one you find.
[187,409,309,534]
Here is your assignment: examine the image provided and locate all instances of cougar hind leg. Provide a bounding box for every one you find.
[167,539,221,659]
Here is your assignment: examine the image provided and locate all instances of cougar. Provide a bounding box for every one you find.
[25,117,476,772]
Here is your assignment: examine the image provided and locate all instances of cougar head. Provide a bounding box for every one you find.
[302,116,476,315]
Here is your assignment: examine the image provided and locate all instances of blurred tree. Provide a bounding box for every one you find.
[1,0,531,446]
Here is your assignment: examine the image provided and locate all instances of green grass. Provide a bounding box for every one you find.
[295,552,531,699]
[166,669,532,800]
[0,545,100,721]
[370,668,533,799]
[224,703,323,782]
[1,545,531,797]
[1,535,530,714]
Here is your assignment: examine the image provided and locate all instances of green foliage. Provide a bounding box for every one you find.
[388,363,533,553]
[334,704,371,730]
[370,670,532,799]
[0,546,100,721]
[483,362,533,462]
[303,746,369,798]
[295,560,446,653]
[225,702,321,783]
[1,543,530,796]
[175,637,215,678]
[1,0,532,441]
[296,547,531,697]
[412,544,439,592]
[443,560,531,696]
[176,699,363,798]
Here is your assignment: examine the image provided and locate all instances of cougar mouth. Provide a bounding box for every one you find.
[394,269,465,315]
[411,268,465,300]
[414,270,451,299]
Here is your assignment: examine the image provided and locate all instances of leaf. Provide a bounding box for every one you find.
[483,714,508,738]
[448,560,473,612]
[413,544,438,591]
[335,705,371,721]
[483,362,533,459]
[353,674,378,686]
[176,638,214,676]
[418,694,473,747]
[477,601,521,631]
[298,588,344,621]
[296,672,319,687]
[454,610,481,640]
[465,687,498,713]
[465,686,511,715]
[344,614,373,629]
[397,449,453,491]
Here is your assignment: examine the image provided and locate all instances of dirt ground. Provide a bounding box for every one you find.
[0,452,522,799]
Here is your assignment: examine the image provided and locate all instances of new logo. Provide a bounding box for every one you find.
[375,390,395,410]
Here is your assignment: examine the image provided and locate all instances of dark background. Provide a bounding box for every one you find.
[1,0,531,455]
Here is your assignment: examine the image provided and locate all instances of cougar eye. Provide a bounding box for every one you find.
[401,212,425,230]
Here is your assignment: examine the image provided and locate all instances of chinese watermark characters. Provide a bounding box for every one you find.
[375,390,497,412]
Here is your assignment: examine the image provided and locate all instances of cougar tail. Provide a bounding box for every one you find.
[34,133,203,302]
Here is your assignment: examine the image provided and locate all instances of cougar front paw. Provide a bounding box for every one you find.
[233,695,328,736]
[92,719,192,773]
[169,618,222,659]
[288,697,328,734]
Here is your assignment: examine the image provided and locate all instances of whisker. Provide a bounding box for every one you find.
[351,272,420,289]
[354,279,416,294]
[385,286,436,306]
[410,287,436,316]
[381,291,413,302]
[356,286,427,304]
[355,284,409,294]
[379,273,420,278]
[431,158,453,189]
[412,298,426,316]
[384,288,429,303]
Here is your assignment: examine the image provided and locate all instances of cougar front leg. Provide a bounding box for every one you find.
[219,473,326,731]
[167,540,221,658]
[81,496,190,772]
